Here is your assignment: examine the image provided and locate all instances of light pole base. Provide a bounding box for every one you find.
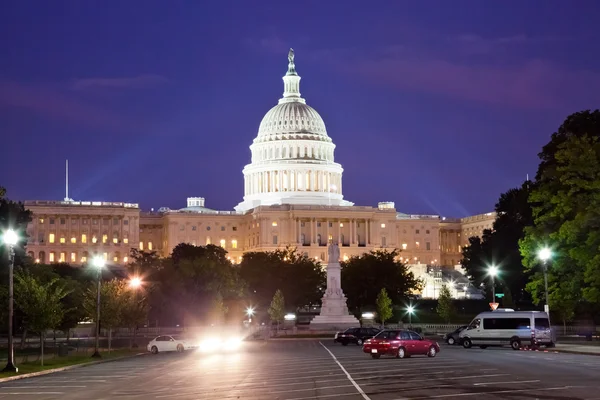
[2,362,18,373]
[91,351,102,359]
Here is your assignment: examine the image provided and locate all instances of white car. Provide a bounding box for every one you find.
[147,335,196,354]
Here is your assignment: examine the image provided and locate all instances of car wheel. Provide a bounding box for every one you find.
[462,338,472,349]
[356,339,363,346]
[341,341,348,346]
[371,354,381,359]
[428,346,437,357]
[510,339,521,350]
[151,346,158,354]
[396,347,406,359]
[177,344,184,353]
[479,345,487,349]
[447,337,455,345]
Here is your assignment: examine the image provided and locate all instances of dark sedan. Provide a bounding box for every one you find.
[443,325,467,345]
[334,327,381,346]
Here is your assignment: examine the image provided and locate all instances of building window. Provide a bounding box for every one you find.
[273,235,278,245]
[301,233,306,244]
[113,255,118,262]
[70,252,76,262]
[123,220,129,225]
[192,226,197,231]
[231,239,237,249]
[123,256,128,263]
[92,236,98,244]
[49,233,55,243]
[113,236,118,244]
[39,218,45,224]
[81,255,87,263]
[71,237,76,244]
[49,252,55,262]
[82,219,88,225]
[272,221,278,227]
[123,237,128,244]
[38,232,44,243]
[206,237,211,245]
[301,222,305,227]
[221,226,225,231]
[59,252,66,262]
[139,242,144,250]
[60,218,66,225]
[92,219,98,225]
[317,234,322,245]
[426,230,430,234]
[328,234,333,242]
[458,245,462,252]
[416,241,420,249]
[60,236,66,244]
[102,234,108,244]
[180,225,185,231]
[103,252,108,261]
[328,222,333,228]
[426,242,431,251]
[339,223,344,227]
[148,242,153,250]
[402,243,407,250]
[50,218,55,225]
[382,237,387,247]
[220,239,226,248]
[103,219,109,226]
[206,226,211,231]
[82,234,87,244]
[416,229,420,234]
[317,222,321,227]
[71,219,77,224]
[381,223,386,228]
[233,226,237,231]
[113,218,119,225]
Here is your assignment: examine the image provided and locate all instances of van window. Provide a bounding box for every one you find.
[535,318,550,329]
[468,318,481,329]
[483,318,530,330]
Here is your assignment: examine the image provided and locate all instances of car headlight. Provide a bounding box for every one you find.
[199,338,222,352]
[224,337,243,350]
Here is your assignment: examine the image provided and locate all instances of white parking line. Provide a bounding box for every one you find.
[0,386,86,389]
[320,341,371,400]
[473,379,539,386]
[406,385,582,399]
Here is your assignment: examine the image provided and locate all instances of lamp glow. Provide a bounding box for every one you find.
[246,307,255,317]
[488,265,499,277]
[407,306,415,314]
[362,312,375,319]
[538,247,552,262]
[92,256,105,269]
[2,230,18,246]
[129,277,142,289]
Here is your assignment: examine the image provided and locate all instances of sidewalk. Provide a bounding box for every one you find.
[555,343,600,355]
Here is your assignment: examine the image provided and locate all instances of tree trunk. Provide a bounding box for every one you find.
[20,328,27,350]
[108,328,112,354]
[563,319,567,335]
[40,332,45,366]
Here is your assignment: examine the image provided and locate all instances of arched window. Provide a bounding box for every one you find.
[317,234,322,245]
[38,251,45,263]
[301,233,306,244]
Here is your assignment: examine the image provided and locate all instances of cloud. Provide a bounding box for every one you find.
[70,74,169,91]
[0,80,144,131]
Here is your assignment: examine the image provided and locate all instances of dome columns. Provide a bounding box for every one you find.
[244,168,342,196]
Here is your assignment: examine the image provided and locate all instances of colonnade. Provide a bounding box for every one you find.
[244,170,342,195]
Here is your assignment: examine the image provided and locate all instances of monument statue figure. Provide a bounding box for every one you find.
[288,48,295,64]
[328,242,340,262]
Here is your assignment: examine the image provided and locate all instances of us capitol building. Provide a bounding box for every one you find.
[22,50,493,299]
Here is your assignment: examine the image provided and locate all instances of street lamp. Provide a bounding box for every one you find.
[406,305,415,327]
[128,276,143,348]
[2,229,19,373]
[129,276,142,289]
[91,256,105,358]
[538,247,552,314]
[488,265,499,304]
[246,307,255,323]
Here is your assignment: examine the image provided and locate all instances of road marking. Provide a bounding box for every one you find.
[287,393,369,400]
[407,386,582,399]
[0,386,86,389]
[319,341,371,400]
[0,392,65,395]
[473,379,539,386]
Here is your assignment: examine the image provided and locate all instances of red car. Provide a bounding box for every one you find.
[363,329,440,359]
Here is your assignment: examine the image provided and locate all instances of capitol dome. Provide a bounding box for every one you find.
[235,49,353,213]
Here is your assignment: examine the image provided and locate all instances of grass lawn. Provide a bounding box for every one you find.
[0,349,141,379]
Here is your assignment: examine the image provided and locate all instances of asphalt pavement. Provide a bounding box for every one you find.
[1,340,600,399]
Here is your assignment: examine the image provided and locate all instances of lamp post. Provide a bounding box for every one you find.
[129,277,142,348]
[91,256,105,358]
[488,265,499,304]
[2,229,19,373]
[538,248,552,314]
[407,305,414,327]
[246,307,255,321]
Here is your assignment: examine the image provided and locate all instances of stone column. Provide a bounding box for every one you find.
[311,218,315,244]
[297,218,301,244]
[352,219,357,244]
[326,219,330,243]
[367,219,371,245]
[337,220,341,244]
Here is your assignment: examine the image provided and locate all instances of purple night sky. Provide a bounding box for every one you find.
[1,1,599,217]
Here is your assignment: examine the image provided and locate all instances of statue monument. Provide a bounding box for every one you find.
[310,242,360,329]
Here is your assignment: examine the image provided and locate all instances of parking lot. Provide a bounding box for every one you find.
[0,340,600,399]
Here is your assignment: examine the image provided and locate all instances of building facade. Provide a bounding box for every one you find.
[22,50,496,288]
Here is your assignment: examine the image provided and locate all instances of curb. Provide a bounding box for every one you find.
[0,352,147,383]
[519,347,600,357]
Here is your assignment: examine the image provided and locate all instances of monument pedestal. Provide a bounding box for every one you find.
[310,243,359,330]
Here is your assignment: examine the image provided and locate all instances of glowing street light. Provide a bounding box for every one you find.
[488,265,499,305]
[537,247,552,314]
[2,229,19,372]
[91,256,105,358]
[129,277,142,289]
[246,307,255,322]
[406,305,415,326]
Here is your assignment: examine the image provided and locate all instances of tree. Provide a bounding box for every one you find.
[240,247,325,311]
[84,279,127,353]
[209,292,228,325]
[502,286,514,309]
[460,182,533,305]
[268,289,285,331]
[0,187,32,270]
[341,250,420,315]
[14,272,71,365]
[120,288,148,348]
[375,288,393,327]
[436,284,455,323]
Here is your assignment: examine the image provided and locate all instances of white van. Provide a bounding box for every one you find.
[459,309,555,350]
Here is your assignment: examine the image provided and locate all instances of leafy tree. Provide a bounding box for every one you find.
[268,289,285,331]
[0,187,32,270]
[240,246,325,310]
[14,273,71,365]
[341,249,420,315]
[209,292,228,325]
[436,284,455,323]
[376,288,393,327]
[502,286,514,308]
[120,287,148,348]
[460,182,533,304]
[84,279,127,353]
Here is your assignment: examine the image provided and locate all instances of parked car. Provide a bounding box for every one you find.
[443,325,467,345]
[334,327,381,346]
[147,335,197,354]
[363,329,440,359]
